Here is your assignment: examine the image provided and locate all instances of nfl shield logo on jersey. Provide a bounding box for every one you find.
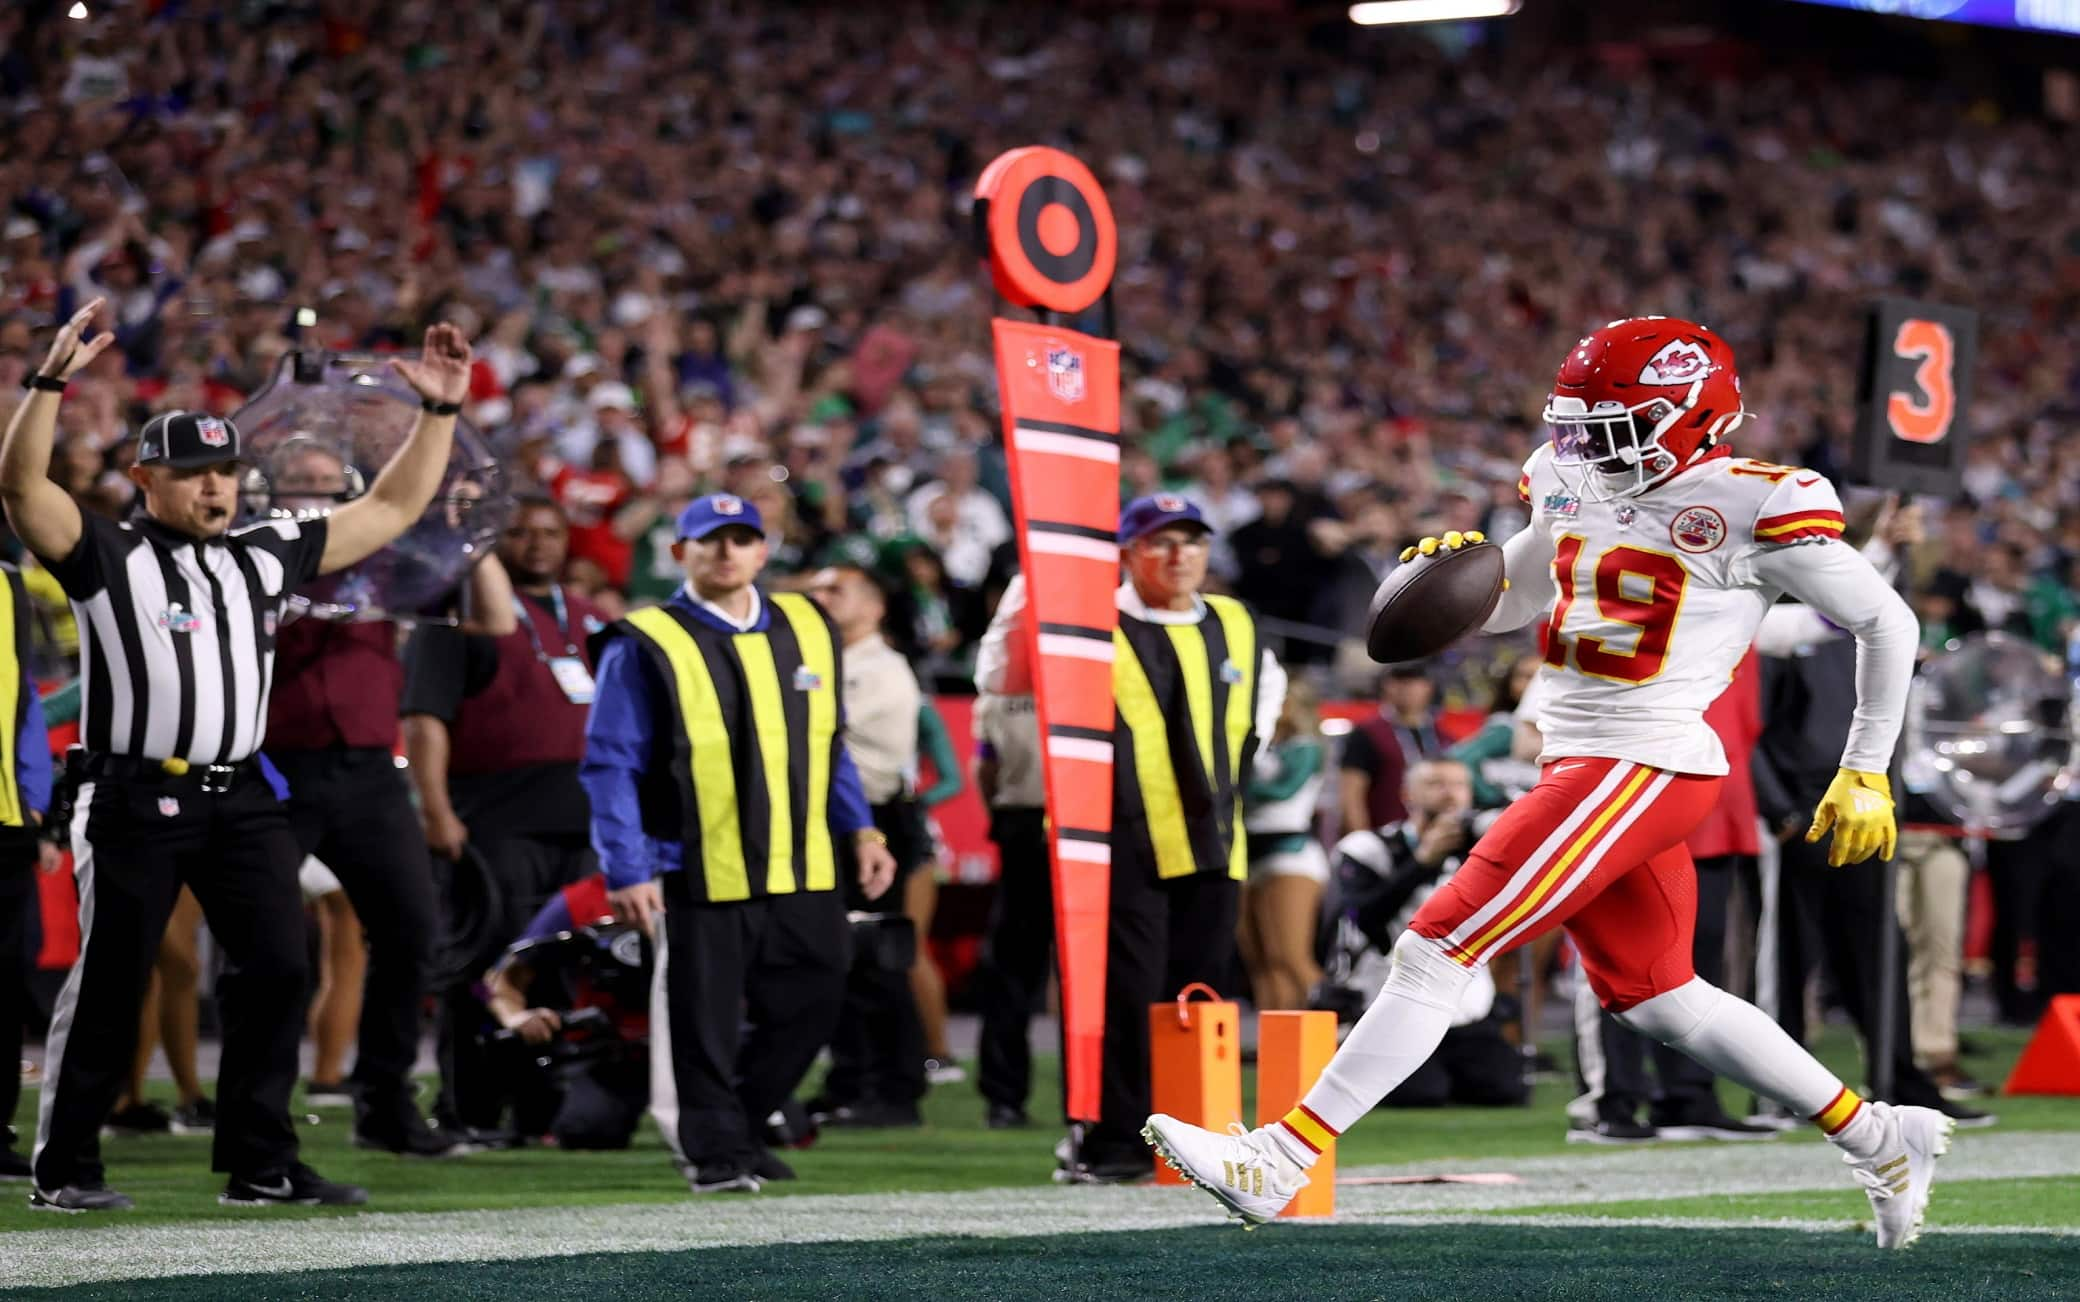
[1045,344,1085,403]
[195,416,231,448]
[1670,505,1728,554]
[158,796,180,818]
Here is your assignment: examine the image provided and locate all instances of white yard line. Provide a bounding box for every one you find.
[5,1131,2076,1289]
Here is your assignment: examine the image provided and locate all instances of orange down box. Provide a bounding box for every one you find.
[1255,1009,1337,1218]
[1148,986,1242,1187]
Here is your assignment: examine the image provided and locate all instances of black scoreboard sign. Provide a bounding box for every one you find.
[1853,298,1978,497]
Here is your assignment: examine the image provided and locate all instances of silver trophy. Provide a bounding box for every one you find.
[1905,632,2076,837]
[231,350,511,623]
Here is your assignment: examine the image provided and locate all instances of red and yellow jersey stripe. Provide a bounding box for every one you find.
[1517,472,1532,505]
[1753,509,1845,545]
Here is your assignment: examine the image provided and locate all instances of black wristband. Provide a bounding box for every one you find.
[420,398,462,416]
[22,374,66,393]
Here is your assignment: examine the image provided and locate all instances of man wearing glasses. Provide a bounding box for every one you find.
[979,494,1288,1183]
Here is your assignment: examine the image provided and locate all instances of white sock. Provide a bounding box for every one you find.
[1270,931,1474,1168]
[1615,977,1886,1159]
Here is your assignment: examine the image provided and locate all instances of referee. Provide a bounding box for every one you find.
[1,301,475,1213]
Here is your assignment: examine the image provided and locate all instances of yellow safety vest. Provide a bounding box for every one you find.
[0,565,25,828]
[613,591,840,904]
[1112,594,1259,881]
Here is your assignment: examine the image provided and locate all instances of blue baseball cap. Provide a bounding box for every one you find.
[675,493,766,541]
[1118,493,1210,545]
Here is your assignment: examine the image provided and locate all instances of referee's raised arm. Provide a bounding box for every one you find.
[313,322,475,575]
[0,299,114,564]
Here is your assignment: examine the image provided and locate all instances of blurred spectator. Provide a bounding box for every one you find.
[970,690,1049,1131]
[1339,664,1444,836]
[904,447,1008,590]
[401,498,604,1146]
[1240,680,1330,1012]
[808,564,930,1129]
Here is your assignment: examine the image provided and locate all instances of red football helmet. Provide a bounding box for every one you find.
[1542,316,1747,498]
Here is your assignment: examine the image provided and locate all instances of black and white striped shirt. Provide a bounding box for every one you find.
[43,512,329,764]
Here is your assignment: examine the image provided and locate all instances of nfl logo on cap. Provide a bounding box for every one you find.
[1155,494,1185,512]
[195,416,230,448]
[714,495,744,515]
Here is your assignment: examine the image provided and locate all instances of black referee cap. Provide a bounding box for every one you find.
[137,411,247,468]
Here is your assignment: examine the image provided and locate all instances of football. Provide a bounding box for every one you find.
[1364,540,1507,663]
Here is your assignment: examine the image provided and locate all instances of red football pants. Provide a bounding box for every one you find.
[1409,757,1721,1011]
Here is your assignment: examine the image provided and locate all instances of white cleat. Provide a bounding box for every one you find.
[1141,1114,1308,1228]
[1846,1101,1954,1250]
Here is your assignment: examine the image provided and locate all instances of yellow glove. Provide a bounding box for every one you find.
[1398,530,1485,564]
[1805,769,1897,867]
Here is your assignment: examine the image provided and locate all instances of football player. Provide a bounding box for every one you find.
[1146,317,1949,1249]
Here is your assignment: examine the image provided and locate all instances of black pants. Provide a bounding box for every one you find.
[1987,826,2056,1024]
[0,829,39,1145]
[36,769,307,1188]
[976,807,1052,1112]
[434,831,594,1130]
[274,747,439,1110]
[1574,855,1736,1122]
[1773,835,1945,1108]
[654,880,849,1176]
[1085,867,1239,1167]
[823,800,929,1111]
[1386,1016,1529,1108]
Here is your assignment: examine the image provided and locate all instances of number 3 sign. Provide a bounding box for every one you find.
[1853,298,1978,496]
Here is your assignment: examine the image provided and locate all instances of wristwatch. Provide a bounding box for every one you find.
[856,828,889,846]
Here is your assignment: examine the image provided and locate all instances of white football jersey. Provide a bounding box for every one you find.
[1516,445,1848,775]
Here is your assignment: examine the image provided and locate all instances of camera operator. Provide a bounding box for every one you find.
[479,873,649,1151]
[1319,758,1525,1108]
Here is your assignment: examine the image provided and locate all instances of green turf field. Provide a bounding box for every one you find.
[5,1027,2076,1297]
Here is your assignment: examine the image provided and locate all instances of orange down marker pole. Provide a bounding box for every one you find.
[1149,984,1242,1187]
[1256,1010,1337,1217]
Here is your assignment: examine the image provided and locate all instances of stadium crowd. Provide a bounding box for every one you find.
[1,0,2076,1179]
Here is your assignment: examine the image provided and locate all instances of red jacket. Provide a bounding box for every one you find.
[1688,649,1761,859]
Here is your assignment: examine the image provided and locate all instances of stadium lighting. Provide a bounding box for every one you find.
[1349,0,1520,24]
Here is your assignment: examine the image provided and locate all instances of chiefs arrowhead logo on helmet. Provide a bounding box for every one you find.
[1637,341,1712,386]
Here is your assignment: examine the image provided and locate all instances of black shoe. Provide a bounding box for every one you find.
[1053,1155,1154,1185]
[221,1162,368,1207]
[751,1150,797,1182]
[686,1163,761,1195]
[103,1101,172,1136]
[986,1103,1031,1130]
[305,1080,355,1108]
[432,1122,518,1153]
[31,1183,135,1213]
[1566,1117,1660,1145]
[354,1112,463,1158]
[1937,1099,1998,1129]
[0,1148,33,1182]
[171,1097,216,1135]
[1649,1107,1781,1142]
[821,1100,923,1129]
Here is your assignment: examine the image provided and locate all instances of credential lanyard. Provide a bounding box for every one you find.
[515,585,579,662]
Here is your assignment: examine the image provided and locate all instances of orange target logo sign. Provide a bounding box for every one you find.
[974,148,1118,315]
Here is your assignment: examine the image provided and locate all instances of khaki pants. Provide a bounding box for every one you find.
[1894,830,1969,1068]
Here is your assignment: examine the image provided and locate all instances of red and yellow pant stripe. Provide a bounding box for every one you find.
[1277,1103,1338,1156]
[1812,1086,1865,1136]
[1441,763,1663,967]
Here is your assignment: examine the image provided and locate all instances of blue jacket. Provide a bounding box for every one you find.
[579,586,872,890]
[15,672,50,822]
